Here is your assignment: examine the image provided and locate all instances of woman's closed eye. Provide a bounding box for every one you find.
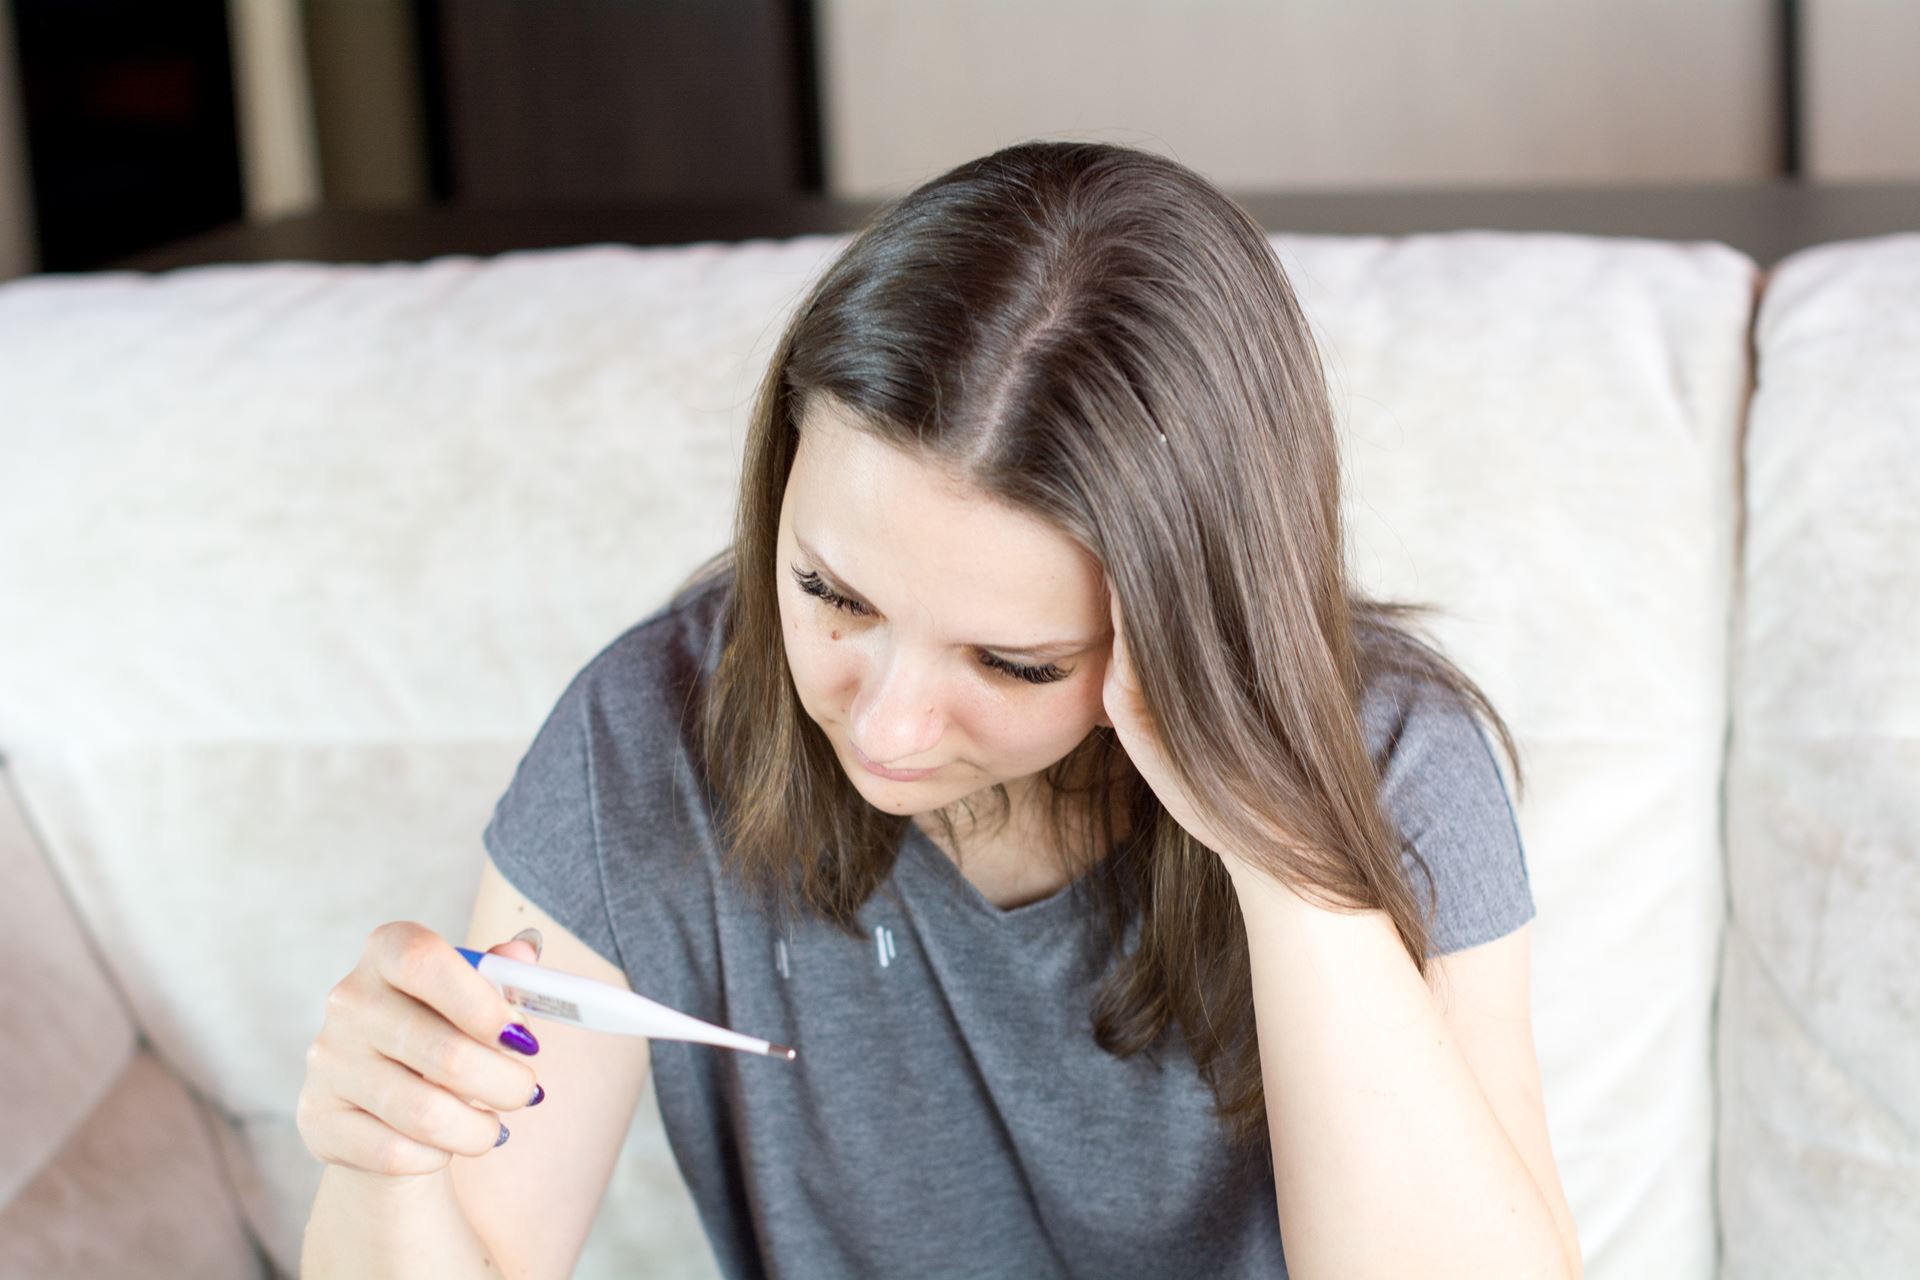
[788,564,1070,686]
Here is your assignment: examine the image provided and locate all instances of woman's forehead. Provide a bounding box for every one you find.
[787,416,1106,642]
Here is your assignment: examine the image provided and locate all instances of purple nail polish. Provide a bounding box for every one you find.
[528,1084,545,1106]
[494,1122,510,1147]
[499,1022,540,1055]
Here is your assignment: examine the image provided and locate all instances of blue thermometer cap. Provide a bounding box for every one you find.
[455,947,485,969]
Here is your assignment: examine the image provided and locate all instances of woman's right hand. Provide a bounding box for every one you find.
[297,921,546,1181]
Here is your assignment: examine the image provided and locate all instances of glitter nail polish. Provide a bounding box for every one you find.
[498,1022,540,1055]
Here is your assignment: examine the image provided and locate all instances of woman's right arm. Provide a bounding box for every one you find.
[299,857,653,1279]
[302,1164,505,1277]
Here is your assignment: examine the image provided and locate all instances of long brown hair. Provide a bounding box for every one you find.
[678,139,1524,1152]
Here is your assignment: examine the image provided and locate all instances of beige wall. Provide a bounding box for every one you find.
[2,0,1915,282]
[1804,0,1920,180]
[818,0,1786,197]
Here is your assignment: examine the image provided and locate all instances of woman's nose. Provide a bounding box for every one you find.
[850,659,943,765]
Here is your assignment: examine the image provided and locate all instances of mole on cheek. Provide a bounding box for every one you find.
[831,630,841,640]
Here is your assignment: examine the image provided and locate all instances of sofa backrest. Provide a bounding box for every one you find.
[1717,232,1920,1276]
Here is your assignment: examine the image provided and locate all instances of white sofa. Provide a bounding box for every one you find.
[0,223,1914,1279]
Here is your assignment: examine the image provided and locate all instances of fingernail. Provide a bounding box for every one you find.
[494,1121,510,1147]
[499,1022,540,1055]
[528,1084,545,1106]
[511,927,543,960]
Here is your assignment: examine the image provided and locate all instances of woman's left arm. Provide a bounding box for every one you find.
[1099,591,1581,1279]
[1224,860,1582,1280]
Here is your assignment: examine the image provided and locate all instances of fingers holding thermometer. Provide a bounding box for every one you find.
[296,922,546,1182]
[298,920,799,1183]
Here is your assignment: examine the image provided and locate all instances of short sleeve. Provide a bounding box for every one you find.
[482,666,623,971]
[1375,690,1536,957]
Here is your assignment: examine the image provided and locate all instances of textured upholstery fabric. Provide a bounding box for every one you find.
[1718,233,1920,1274]
[0,764,139,1206]
[0,1049,261,1279]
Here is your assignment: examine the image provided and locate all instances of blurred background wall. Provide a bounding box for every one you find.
[0,0,1915,281]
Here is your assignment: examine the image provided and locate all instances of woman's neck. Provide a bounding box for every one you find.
[912,769,1132,880]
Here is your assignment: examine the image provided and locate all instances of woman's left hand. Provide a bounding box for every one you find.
[1102,587,1245,865]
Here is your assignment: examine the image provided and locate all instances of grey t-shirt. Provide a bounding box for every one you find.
[482,570,1536,1280]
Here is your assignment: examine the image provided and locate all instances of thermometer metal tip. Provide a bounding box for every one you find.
[767,1043,798,1061]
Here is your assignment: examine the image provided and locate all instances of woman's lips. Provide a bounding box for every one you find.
[850,741,938,782]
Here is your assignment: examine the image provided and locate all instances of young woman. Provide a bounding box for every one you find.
[299,140,1582,1279]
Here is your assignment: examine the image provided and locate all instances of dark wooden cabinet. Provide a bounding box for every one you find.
[421,0,822,203]
[12,0,244,272]
[8,0,823,274]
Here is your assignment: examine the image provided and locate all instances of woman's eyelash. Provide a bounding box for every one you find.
[978,650,1071,685]
[791,566,871,617]
[788,565,1070,686]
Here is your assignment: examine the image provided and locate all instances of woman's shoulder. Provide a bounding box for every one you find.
[561,564,735,740]
[1357,666,1478,762]
[1355,666,1519,859]
[1356,668,1534,954]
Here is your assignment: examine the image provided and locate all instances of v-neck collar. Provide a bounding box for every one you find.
[897,820,1095,926]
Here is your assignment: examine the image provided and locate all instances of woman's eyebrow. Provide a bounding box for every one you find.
[793,533,1100,658]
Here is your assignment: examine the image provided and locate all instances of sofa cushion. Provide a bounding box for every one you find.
[1720,231,1920,1272]
[0,1049,262,1278]
[0,230,1756,1277]
[0,761,140,1204]
[1294,231,1753,1277]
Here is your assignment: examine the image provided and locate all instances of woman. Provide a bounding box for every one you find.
[484,140,1582,1277]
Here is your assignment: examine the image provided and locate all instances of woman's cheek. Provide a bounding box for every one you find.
[785,617,860,707]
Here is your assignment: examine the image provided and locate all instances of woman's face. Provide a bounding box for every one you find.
[775,400,1114,818]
